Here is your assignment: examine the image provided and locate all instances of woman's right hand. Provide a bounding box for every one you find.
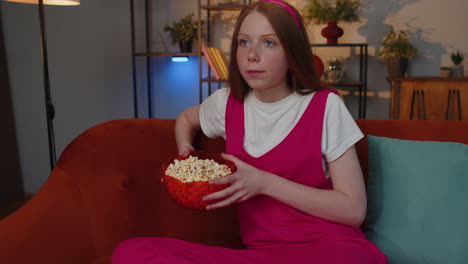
[170,105,201,183]
[162,145,195,184]
[178,144,195,157]
[175,105,201,158]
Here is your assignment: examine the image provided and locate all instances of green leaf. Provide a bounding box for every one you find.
[302,0,361,24]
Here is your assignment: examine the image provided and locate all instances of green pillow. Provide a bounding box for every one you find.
[364,135,468,264]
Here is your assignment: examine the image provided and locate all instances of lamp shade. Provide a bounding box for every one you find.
[3,0,79,5]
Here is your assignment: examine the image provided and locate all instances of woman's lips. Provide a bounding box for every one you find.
[246,70,265,77]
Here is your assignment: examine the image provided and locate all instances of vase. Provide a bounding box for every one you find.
[452,65,464,77]
[324,57,345,83]
[321,21,343,45]
[313,55,324,78]
[324,70,345,83]
[179,39,193,53]
[386,57,408,78]
[440,68,452,78]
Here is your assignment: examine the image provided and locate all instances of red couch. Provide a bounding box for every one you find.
[1,119,467,264]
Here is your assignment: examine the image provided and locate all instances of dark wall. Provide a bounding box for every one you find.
[0,7,24,208]
[1,1,134,193]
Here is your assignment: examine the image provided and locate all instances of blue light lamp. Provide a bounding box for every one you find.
[172,56,189,62]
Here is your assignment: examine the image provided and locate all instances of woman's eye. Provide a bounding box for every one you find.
[264,40,276,47]
[239,39,249,46]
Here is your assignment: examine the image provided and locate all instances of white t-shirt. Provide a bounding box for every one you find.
[199,88,363,179]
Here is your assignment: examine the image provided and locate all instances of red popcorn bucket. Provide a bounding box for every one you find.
[161,151,236,210]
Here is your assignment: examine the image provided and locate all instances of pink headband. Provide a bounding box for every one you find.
[259,0,301,29]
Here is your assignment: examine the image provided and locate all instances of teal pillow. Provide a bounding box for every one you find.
[364,135,468,264]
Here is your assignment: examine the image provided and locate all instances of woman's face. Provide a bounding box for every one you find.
[236,11,289,94]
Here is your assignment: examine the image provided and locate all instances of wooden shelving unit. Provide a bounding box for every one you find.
[129,1,368,119]
[129,0,202,118]
[311,43,368,119]
[134,52,198,57]
[197,0,252,103]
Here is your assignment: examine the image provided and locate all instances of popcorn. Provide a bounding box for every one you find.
[164,156,232,182]
[161,152,236,210]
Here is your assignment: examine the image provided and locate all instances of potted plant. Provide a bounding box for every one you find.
[164,13,201,53]
[324,57,346,83]
[379,26,418,78]
[440,66,452,78]
[450,51,464,77]
[302,0,361,44]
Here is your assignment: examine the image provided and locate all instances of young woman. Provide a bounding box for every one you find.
[112,1,388,263]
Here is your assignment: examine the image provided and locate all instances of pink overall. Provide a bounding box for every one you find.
[112,90,388,263]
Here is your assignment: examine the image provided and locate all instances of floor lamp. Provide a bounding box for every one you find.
[3,0,80,171]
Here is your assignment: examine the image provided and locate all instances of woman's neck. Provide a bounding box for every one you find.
[252,84,293,103]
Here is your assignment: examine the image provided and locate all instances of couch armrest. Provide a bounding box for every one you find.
[0,166,96,264]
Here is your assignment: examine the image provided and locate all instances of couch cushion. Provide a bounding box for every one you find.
[90,256,111,264]
[364,135,468,263]
[355,119,468,187]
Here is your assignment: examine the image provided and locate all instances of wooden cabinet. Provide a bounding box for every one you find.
[389,77,468,121]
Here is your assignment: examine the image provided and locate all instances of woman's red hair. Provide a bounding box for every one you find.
[228,1,324,99]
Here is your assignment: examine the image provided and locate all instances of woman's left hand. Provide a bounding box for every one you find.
[203,153,268,210]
